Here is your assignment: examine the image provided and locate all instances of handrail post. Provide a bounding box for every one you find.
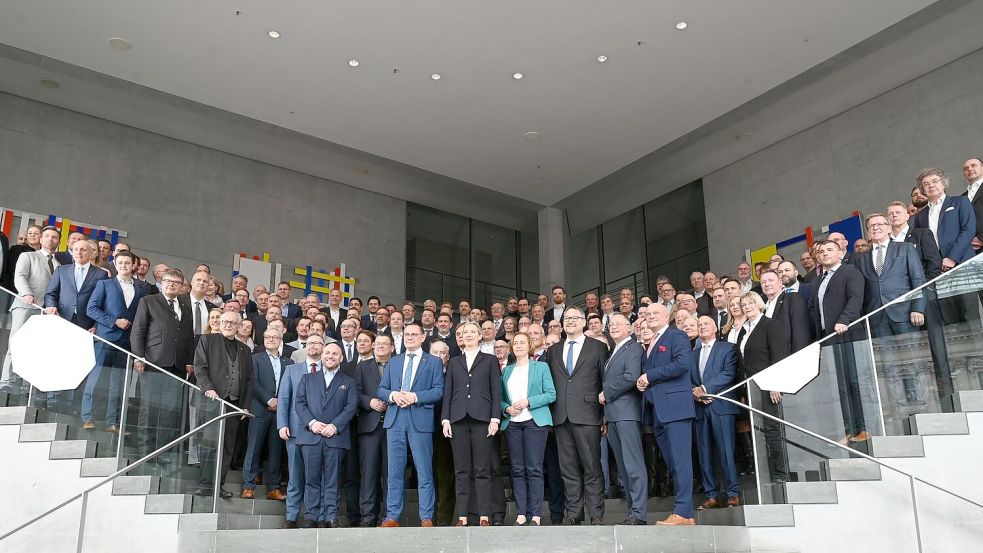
[211,402,227,511]
[909,475,924,553]
[115,356,133,460]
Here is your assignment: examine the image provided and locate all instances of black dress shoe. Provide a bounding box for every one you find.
[191,487,213,496]
[617,516,646,526]
[218,488,233,499]
[492,517,505,526]
[282,520,298,529]
[316,521,329,528]
[325,520,341,528]
[302,519,319,529]
[359,519,375,528]
[550,515,564,525]
[527,520,540,526]
[590,516,604,526]
[561,516,579,525]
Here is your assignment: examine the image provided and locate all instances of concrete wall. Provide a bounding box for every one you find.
[0,92,406,303]
[703,47,983,272]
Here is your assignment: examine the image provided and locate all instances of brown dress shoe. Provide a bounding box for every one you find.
[849,431,870,442]
[420,519,435,527]
[655,513,696,526]
[479,519,490,527]
[81,421,96,430]
[698,497,719,510]
[727,497,742,507]
[267,488,287,501]
[240,489,255,499]
[380,519,400,528]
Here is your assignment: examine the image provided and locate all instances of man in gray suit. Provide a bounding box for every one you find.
[1,225,60,394]
[599,313,647,525]
[855,213,926,334]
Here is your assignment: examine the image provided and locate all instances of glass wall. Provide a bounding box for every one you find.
[643,180,709,293]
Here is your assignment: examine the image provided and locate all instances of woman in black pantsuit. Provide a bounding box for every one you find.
[441,321,502,526]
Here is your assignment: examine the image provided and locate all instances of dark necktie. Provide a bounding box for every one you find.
[346,343,353,362]
[167,298,178,320]
[309,363,317,374]
[193,301,203,335]
[46,253,54,274]
[566,341,576,376]
[875,245,885,275]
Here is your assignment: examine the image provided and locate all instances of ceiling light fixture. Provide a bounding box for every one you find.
[736,132,752,141]
[39,79,60,89]
[513,72,523,80]
[268,30,281,38]
[596,55,608,63]
[348,59,360,67]
[431,73,442,80]
[354,168,369,176]
[524,131,541,141]
[675,21,688,30]
[109,38,131,51]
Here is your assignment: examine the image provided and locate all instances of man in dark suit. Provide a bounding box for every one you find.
[241,329,291,501]
[760,270,812,353]
[546,307,608,525]
[542,285,567,326]
[690,316,742,509]
[961,158,983,254]
[376,322,444,527]
[429,313,461,358]
[599,314,647,525]
[43,239,108,331]
[361,296,381,332]
[354,334,392,527]
[53,231,85,266]
[709,287,730,341]
[777,261,812,304]
[223,274,257,314]
[185,270,217,337]
[276,281,302,319]
[912,167,976,271]
[192,310,255,498]
[131,268,195,456]
[83,250,145,431]
[295,342,358,528]
[636,303,696,526]
[810,240,868,443]
[324,289,348,339]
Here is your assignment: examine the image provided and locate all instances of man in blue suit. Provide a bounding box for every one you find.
[636,303,695,526]
[44,239,108,330]
[83,250,144,431]
[599,314,647,525]
[295,342,358,528]
[241,329,292,501]
[690,316,742,510]
[277,334,326,528]
[912,167,976,270]
[376,322,444,527]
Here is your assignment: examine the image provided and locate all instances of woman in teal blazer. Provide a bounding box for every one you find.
[501,332,557,526]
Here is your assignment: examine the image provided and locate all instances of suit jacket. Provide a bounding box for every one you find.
[193,334,254,408]
[135,278,158,296]
[295,369,358,448]
[0,231,8,286]
[429,332,462,359]
[546,336,609,426]
[130,293,194,373]
[912,195,975,263]
[802,267,822,283]
[601,339,644,422]
[712,309,730,341]
[9,249,59,312]
[222,293,257,314]
[769,291,812,352]
[278,361,314,438]
[854,241,926,322]
[250,351,292,418]
[377,351,445,433]
[86,277,146,346]
[441,351,502,424]
[690,340,741,416]
[54,251,73,266]
[44,263,109,329]
[360,313,377,333]
[542,305,565,325]
[964,187,983,244]
[500,360,555,430]
[809,263,865,343]
[2,244,36,291]
[740,316,790,378]
[642,327,694,423]
[694,293,713,317]
[902,227,943,280]
[354,357,388,434]
[282,303,302,319]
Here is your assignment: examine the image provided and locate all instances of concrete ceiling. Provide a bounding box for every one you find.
[0,0,942,211]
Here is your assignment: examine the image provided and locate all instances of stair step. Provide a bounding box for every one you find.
[905,413,969,436]
[781,482,838,504]
[112,475,160,495]
[867,435,924,458]
[145,493,194,514]
[192,495,286,515]
[941,390,983,413]
[49,439,98,460]
[80,457,124,478]
[178,513,286,531]
[741,504,795,527]
[820,458,881,481]
[0,405,37,424]
[19,422,67,442]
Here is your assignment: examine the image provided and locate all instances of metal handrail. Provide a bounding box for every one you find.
[703,392,982,553]
[0,408,252,544]
[0,284,246,416]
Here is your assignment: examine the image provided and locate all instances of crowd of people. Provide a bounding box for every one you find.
[0,159,981,529]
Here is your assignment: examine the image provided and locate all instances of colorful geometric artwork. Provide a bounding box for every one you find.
[232,253,356,308]
[0,208,128,251]
[745,211,864,280]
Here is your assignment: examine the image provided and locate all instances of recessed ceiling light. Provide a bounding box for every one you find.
[524,131,541,141]
[596,55,608,63]
[513,72,523,80]
[431,73,442,80]
[348,59,360,67]
[39,79,59,89]
[354,168,369,176]
[109,38,131,51]
[736,132,752,141]
[675,21,688,30]
[268,30,281,39]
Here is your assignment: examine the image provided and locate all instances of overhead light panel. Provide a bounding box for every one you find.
[268,30,281,38]
[348,59,360,67]
[596,55,608,63]
[523,131,541,141]
[109,38,131,51]
[431,73,442,80]
[675,21,688,30]
[513,72,523,80]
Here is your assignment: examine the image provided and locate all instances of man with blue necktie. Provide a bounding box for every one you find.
[376,322,444,527]
[295,342,358,528]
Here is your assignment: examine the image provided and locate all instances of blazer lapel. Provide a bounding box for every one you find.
[881,242,900,274]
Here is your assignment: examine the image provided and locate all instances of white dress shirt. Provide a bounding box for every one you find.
[764,295,779,318]
[389,348,424,404]
[267,353,283,404]
[816,263,841,330]
[890,224,910,243]
[551,304,566,322]
[740,316,761,356]
[968,178,983,203]
[506,362,532,423]
[727,318,745,345]
[117,276,136,308]
[564,334,587,371]
[479,341,495,354]
[464,348,480,370]
[927,194,946,248]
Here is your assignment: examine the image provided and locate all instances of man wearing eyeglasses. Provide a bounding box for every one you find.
[912,167,975,272]
[131,268,194,457]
